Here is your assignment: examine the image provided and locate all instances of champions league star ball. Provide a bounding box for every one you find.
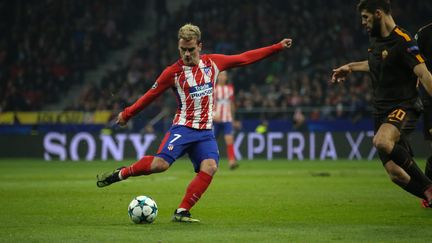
[128,195,158,224]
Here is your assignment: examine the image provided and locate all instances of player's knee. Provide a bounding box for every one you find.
[200,159,218,175]
[373,135,393,153]
[224,135,234,144]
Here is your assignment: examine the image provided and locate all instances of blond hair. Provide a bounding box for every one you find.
[178,23,201,42]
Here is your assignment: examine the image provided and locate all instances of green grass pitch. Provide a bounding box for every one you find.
[1,159,432,242]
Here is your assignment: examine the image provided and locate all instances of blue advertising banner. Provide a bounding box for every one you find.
[1,130,429,161]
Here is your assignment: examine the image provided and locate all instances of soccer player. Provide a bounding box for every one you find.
[97,23,293,222]
[416,23,432,207]
[213,71,239,170]
[331,0,432,207]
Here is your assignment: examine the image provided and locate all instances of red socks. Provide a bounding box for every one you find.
[227,144,235,162]
[120,156,154,179]
[179,171,213,210]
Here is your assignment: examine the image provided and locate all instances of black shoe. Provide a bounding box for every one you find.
[172,209,200,222]
[96,167,125,188]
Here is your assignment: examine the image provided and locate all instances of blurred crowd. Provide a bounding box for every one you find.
[0,0,145,111]
[1,0,431,122]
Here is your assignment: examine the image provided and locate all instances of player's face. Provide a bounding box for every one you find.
[217,71,228,85]
[361,10,381,37]
[178,38,202,66]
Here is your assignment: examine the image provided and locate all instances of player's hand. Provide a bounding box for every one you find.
[280,38,292,49]
[116,112,128,127]
[331,65,351,83]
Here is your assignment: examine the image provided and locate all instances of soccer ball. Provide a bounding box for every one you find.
[128,195,158,224]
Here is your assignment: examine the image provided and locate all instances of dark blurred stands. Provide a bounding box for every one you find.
[0,0,145,112]
[2,0,431,124]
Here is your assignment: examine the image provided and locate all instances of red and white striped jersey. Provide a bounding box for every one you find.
[122,43,284,130]
[171,56,219,129]
[214,84,234,122]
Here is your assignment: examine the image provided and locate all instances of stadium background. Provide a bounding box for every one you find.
[0,0,431,159]
[2,1,432,242]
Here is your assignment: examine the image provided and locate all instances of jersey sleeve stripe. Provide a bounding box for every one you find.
[416,54,425,63]
[394,28,411,41]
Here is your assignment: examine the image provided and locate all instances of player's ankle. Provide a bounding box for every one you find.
[176,208,188,213]
[424,186,432,201]
[119,168,127,180]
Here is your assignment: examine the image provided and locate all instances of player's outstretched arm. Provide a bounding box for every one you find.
[414,63,432,96]
[210,38,293,71]
[331,60,369,83]
[118,67,174,124]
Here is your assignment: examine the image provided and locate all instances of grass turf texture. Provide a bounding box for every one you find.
[1,159,431,242]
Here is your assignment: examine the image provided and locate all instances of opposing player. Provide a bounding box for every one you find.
[213,71,239,170]
[416,23,432,207]
[332,0,432,206]
[97,23,293,222]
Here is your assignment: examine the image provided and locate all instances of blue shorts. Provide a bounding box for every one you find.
[213,122,233,137]
[156,125,219,172]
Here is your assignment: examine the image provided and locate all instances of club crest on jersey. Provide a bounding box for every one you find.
[381,49,388,59]
[203,66,212,77]
[189,83,213,99]
[168,144,174,151]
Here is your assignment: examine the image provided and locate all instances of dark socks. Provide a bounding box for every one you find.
[389,144,432,191]
[403,179,427,199]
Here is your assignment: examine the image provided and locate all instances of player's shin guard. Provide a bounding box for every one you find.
[179,171,213,210]
[227,144,235,162]
[389,145,432,191]
[120,156,154,179]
